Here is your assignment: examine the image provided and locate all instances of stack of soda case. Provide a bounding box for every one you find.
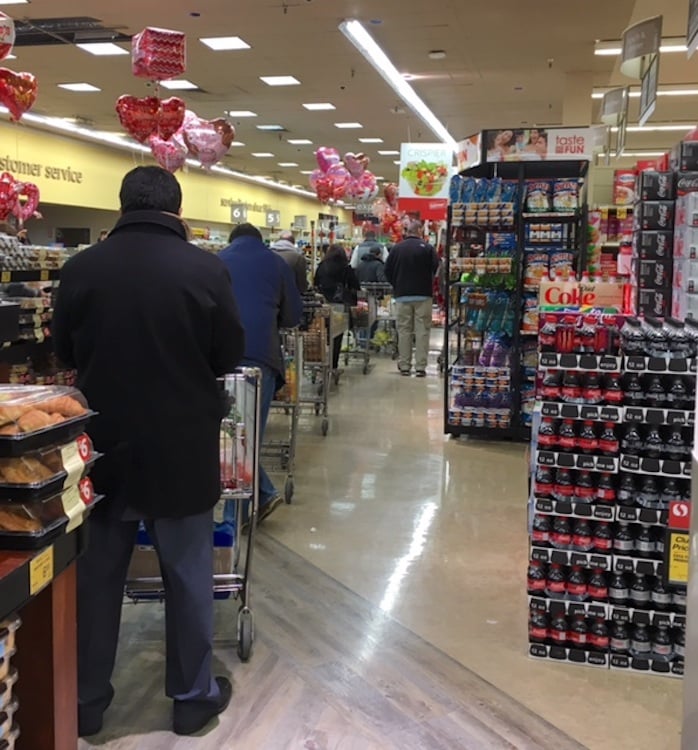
[527,313,693,677]
[672,172,698,319]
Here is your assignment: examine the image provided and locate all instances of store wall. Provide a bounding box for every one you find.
[0,120,350,231]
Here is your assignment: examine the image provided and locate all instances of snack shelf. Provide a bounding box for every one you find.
[522,212,578,220]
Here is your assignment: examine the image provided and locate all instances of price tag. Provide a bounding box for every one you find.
[61,485,87,533]
[60,437,88,489]
[29,545,54,596]
[35,328,45,344]
[40,270,49,282]
[667,531,690,586]
[0,272,9,284]
[618,208,627,220]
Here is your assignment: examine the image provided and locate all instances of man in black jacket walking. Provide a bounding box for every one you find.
[53,166,245,737]
[385,220,439,377]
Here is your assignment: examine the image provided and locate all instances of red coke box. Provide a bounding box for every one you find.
[538,280,624,310]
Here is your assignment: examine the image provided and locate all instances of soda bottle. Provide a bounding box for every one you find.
[528,611,549,643]
[567,566,588,600]
[537,417,558,449]
[589,617,610,651]
[664,427,688,462]
[621,425,642,455]
[553,469,575,501]
[623,372,644,407]
[655,528,665,557]
[531,514,551,547]
[651,578,672,611]
[620,318,646,354]
[592,522,613,553]
[630,623,652,657]
[561,371,582,403]
[602,373,624,405]
[618,475,637,507]
[613,523,635,554]
[596,473,616,504]
[574,471,596,503]
[577,421,598,453]
[638,476,660,508]
[558,419,577,452]
[608,573,629,606]
[675,627,686,661]
[545,562,567,598]
[667,319,691,358]
[635,526,656,558]
[610,621,630,653]
[629,573,651,609]
[667,376,690,410]
[661,478,681,506]
[652,623,673,659]
[582,373,602,404]
[534,466,554,497]
[539,314,558,352]
[551,517,572,549]
[527,560,547,595]
[598,423,619,456]
[588,568,608,601]
[579,315,597,353]
[645,375,666,409]
[540,370,561,401]
[568,614,588,647]
[642,426,663,459]
[549,614,568,645]
[673,588,687,614]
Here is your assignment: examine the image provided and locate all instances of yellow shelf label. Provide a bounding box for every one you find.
[0,272,10,283]
[40,270,49,282]
[29,545,54,596]
[668,531,690,585]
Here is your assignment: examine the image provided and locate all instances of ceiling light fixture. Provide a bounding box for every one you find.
[377,150,399,155]
[0,1,29,4]
[160,79,199,90]
[251,152,275,157]
[288,139,313,145]
[227,110,257,117]
[278,162,299,167]
[619,151,668,157]
[256,124,285,131]
[303,102,335,110]
[594,37,687,56]
[339,18,457,150]
[428,50,447,60]
[200,36,251,51]
[334,122,363,128]
[393,160,401,164]
[624,124,695,132]
[76,42,128,56]
[58,82,101,92]
[359,137,383,143]
[260,75,301,86]
[229,141,245,147]
[300,170,313,174]
[592,86,698,99]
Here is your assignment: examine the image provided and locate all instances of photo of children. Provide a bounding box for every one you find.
[486,129,549,162]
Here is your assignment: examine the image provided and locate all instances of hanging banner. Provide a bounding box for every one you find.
[620,15,662,78]
[601,88,630,158]
[484,127,607,163]
[638,54,659,126]
[456,133,482,172]
[689,0,698,58]
[398,142,453,219]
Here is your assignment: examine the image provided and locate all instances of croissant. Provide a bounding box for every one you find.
[17,410,53,433]
[0,507,40,532]
[0,456,54,484]
[36,396,86,418]
[0,405,28,427]
[0,424,19,436]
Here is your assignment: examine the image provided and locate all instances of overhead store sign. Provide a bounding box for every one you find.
[266,210,281,227]
[484,127,607,163]
[398,142,452,220]
[639,53,659,126]
[621,16,662,78]
[456,134,482,172]
[601,88,630,158]
[293,215,307,229]
[688,0,698,58]
[230,203,247,223]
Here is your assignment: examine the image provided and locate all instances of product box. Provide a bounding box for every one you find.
[635,201,675,231]
[634,258,673,290]
[638,171,675,201]
[636,287,671,317]
[673,225,698,259]
[673,257,698,292]
[675,193,698,229]
[671,141,698,172]
[613,169,636,206]
[672,289,698,320]
[634,230,673,259]
[676,172,698,196]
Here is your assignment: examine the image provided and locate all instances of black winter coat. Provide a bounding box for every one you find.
[52,211,245,519]
[314,258,360,306]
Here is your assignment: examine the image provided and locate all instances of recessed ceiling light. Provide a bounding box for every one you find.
[160,79,199,90]
[300,170,313,175]
[278,162,299,167]
[428,50,447,60]
[58,82,101,92]
[260,75,300,86]
[251,152,275,157]
[200,36,251,51]
[303,102,335,110]
[256,124,285,131]
[76,42,128,56]
[378,150,399,155]
[359,137,383,143]
[229,141,245,147]
[393,160,401,164]
[335,122,363,129]
[0,1,29,4]
[227,110,257,117]
[288,139,313,145]
[4,54,15,60]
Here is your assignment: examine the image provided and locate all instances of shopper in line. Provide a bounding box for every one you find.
[53,166,245,737]
[385,220,439,377]
[314,243,360,373]
[219,223,303,520]
[349,228,387,269]
[271,229,308,294]
[355,246,388,285]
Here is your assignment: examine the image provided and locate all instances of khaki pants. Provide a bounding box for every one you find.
[396,298,432,372]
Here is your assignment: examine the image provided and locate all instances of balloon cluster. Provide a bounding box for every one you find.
[0,14,37,122]
[309,147,379,204]
[0,172,40,224]
[117,28,235,171]
[372,183,404,243]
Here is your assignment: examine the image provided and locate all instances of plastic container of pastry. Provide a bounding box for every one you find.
[0,478,102,550]
[0,654,14,684]
[0,386,95,456]
[0,724,19,750]
[0,618,19,662]
[0,669,17,713]
[0,435,99,501]
[0,700,18,741]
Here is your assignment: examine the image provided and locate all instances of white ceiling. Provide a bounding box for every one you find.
[2,0,696,184]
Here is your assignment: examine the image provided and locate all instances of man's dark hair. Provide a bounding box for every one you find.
[364,230,377,240]
[229,223,263,242]
[119,166,182,214]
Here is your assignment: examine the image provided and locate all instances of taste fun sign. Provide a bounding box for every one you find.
[484,126,607,163]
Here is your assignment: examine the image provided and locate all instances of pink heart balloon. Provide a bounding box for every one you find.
[183,116,230,169]
[13,181,40,223]
[315,146,340,173]
[150,133,187,173]
[327,163,350,190]
[344,152,364,178]
[308,168,323,191]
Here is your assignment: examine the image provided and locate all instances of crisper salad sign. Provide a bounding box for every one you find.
[398,143,453,219]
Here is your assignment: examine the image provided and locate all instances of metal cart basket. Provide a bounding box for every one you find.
[300,296,332,436]
[125,367,261,662]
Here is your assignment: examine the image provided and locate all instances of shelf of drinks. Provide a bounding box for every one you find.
[538,352,623,372]
[625,356,697,374]
[522,212,578,221]
[613,555,665,577]
[624,406,694,426]
[536,449,619,473]
[531,497,668,525]
[445,422,517,440]
[530,545,612,570]
[619,454,691,478]
[529,642,610,668]
[539,402,623,422]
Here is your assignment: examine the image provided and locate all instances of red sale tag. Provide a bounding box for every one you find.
[669,501,691,531]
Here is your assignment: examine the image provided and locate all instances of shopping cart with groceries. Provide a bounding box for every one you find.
[125,367,261,662]
[361,282,397,360]
[299,294,332,435]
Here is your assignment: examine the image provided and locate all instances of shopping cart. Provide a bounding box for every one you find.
[300,295,331,436]
[363,283,397,360]
[263,329,301,503]
[125,367,261,662]
[343,288,376,375]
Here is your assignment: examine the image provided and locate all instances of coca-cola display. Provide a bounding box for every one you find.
[528,310,693,677]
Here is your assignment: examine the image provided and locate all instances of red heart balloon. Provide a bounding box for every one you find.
[158,97,185,141]
[12,180,40,223]
[116,95,160,143]
[0,172,18,220]
[149,133,187,173]
[0,69,37,122]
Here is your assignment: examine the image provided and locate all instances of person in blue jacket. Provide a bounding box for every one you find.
[219,223,303,521]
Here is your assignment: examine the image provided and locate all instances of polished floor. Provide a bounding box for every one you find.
[81,348,682,750]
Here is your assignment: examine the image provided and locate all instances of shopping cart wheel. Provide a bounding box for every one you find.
[237,606,254,662]
[284,477,294,503]
[321,418,329,437]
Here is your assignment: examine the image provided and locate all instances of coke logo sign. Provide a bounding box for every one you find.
[543,285,597,306]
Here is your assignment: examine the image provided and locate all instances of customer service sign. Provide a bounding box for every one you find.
[398,143,453,220]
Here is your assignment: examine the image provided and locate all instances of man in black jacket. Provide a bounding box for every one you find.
[385,220,439,377]
[53,166,245,737]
